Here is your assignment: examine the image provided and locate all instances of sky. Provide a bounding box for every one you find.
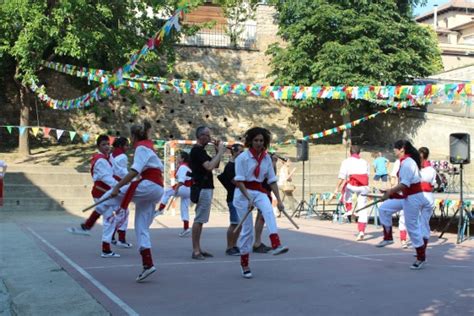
[414,0,451,16]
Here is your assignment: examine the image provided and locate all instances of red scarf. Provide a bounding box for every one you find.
[351,153,360,159]
[422,160,431,168]
[249,148,267,178]
[90,153,111,175]
[112,147,125,158]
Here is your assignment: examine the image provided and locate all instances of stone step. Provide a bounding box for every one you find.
[4,184,91,198]
[6,173,90,186]
[1,197,92,212]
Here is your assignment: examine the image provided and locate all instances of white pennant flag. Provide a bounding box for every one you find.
[56,129,64,140]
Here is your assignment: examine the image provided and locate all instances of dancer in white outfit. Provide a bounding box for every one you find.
[68,135,120,258]
[233,127,288,279]
[156,151,192,237]
[110,137,132,248]
[109,122,164,282]
[377,147,435,249]
[335,145,370,241]
[382,140,434,270]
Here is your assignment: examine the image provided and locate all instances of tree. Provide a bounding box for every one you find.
[215,0,259,47]
[266,0,442,142]
[0,0,195,156]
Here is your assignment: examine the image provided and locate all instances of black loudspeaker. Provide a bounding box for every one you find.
[296,139,309,161]
[450,133,470,164]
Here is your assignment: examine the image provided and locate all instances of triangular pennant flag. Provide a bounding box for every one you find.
[6,126,12,134]
[56,129,64,140]
[69,131,76,141]
[31,127,40,137]
[108,136,116,145]
[82,133,90,143]
[42,127,51,138]
[19,126,26,136]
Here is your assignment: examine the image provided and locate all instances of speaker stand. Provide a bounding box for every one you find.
[439,163,471,243]
[291,160,309,218]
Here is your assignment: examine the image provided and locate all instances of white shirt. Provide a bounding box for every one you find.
[92,157,117,188]
[176,164,192,183]
[421,165,437,186]
[110,153,128,180]
[0,160,7,178]
[399,157,421,187]
[338,156,369,180]
[131,146,164,174]
[390,159,400,178]
[234,150,277,184]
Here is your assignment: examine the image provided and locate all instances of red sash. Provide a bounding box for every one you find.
[348,174,369,186]
[403,182,423,196]
[243,181,268,194]
[120,168,163,209]
[90,153,112,198]
[172,180,193,190]
[420,182,433,192]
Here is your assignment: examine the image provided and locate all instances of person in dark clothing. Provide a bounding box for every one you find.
[189,126,226,260]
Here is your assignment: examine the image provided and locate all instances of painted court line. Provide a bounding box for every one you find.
[26,227,139,316]
[83,252,408,270]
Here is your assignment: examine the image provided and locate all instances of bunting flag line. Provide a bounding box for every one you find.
[40,60,473,109]
[30,6,185,110]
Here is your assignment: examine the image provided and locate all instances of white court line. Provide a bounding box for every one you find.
[26,227,139,316]
[83,252,408,270]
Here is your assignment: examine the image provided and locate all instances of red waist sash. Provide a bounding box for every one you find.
[389,182,425,199]
[120,168,163,209]
[420,182,433,192]
[348,174,369,186]
[244,181,268,194]
[91,181,110,198]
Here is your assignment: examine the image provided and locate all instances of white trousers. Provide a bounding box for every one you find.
[114,208,129,231]
[403,192,434,248]
[234,189,278,255]
[344,184,370,223]
[106,180,163,249]
[94,198,116,243]
[160,186,191,221]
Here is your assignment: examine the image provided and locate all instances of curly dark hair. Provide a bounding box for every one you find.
[112,136,129,148]
[244,127,271,149]
[394,140,421,169]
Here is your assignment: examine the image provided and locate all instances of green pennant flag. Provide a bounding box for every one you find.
[6,126,12,134]
[69,131,76,141]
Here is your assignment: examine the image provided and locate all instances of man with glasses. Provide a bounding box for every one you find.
[189,126,226,260]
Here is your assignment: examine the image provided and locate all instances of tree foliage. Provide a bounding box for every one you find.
[267,0,442,88]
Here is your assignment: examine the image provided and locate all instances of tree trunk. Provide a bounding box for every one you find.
[18,85,30,157]
[342,100,351,147]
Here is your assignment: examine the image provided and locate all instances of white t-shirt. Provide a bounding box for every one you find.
[92,158,117,188]
[176,164,192,184]
[390,159,400,178]
[110,153,128,180]
[338,156,369,180]
[0,160,6,178]
[421,165,437,186]
[131,146,164,174]
[234,150,277,184]
[399,157,421,187]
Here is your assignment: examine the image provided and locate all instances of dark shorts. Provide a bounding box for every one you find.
[373,174,388,182]
[227,201,240,224]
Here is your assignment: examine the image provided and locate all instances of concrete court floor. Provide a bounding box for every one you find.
[7,211,474,316]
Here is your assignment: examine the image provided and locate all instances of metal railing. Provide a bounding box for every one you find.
[179,22,257,50]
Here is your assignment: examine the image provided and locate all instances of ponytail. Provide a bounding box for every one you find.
[394,140,421,169]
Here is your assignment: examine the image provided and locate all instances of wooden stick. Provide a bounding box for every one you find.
[354,199,383,214]
[279,207,300,229]
[166,195,176,211]
[81,195,113,213]
[233,206,254,233]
